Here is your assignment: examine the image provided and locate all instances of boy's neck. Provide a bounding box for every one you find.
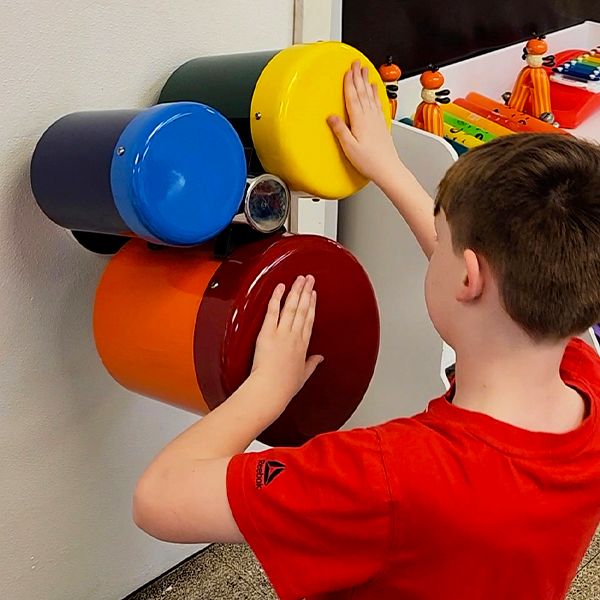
[452,334,586,434]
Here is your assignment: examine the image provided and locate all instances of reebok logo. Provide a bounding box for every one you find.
[255,459,286,489]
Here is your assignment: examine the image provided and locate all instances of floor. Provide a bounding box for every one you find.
[127,529,600,599]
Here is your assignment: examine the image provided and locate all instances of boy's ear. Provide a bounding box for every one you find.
[457,249,484,302]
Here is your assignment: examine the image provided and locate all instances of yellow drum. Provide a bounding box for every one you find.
[159,42,391,199]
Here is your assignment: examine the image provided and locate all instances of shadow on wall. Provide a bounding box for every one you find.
[0,135,164,582]
[3,134,133,455]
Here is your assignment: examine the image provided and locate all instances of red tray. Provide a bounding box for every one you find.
[543,49,600,129]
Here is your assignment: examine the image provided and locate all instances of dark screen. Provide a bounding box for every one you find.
[343,0,600,76]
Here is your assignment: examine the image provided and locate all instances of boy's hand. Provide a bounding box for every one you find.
[251,275,324,406]
[133,277,323,546]
[328,60,401,189]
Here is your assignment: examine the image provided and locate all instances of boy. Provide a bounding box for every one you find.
[132,62,600,599]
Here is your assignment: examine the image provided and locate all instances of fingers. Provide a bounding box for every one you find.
[291,278,315,335]
[344,67,361,123]
[302,290,317,342]
[371,83,383,111]
[291,276,315,334]
[304,354,324,382]
[340,62,381,132]
[260,283,285,334]
[351,61,370,111]
[279,276,307,330]
[279,275,317,335]
[362,66,376,107]
[327,115,358,153]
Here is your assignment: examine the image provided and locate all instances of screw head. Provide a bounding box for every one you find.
[116,146,126,156]
[255,112,262,120]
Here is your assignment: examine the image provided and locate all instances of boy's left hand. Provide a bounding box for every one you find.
[251,275,324,405]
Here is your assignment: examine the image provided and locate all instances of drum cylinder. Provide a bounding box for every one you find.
[31,102,247,246]
[159,42,391,199]
[94,230,380,446]
[159,50,278,174]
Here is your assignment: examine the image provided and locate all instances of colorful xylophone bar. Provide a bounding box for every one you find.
[553,46,600,84]
[545,46,600,127]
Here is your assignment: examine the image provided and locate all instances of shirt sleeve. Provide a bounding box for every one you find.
[226,427,393,600]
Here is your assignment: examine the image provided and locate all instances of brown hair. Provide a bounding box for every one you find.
[435,133,600,340]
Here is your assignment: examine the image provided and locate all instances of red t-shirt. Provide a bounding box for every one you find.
[227,339,600,599]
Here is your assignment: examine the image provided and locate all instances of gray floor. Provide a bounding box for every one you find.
[128,529,600,599]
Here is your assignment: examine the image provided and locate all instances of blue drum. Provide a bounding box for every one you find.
[30,102,247,246]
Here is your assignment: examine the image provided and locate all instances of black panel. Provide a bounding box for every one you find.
[71,231,129,255]
[343,0,599,76]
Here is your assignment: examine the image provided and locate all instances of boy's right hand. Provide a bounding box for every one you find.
[328,61,402,189]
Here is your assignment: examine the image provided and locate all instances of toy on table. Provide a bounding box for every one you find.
[504,35,558,125]
[398,116,477,156]
[553,48,600,83]
[555,60,600,81]
[546,47,600,128]
[378,56,402,119]
[443,121,485,150]
[462,92,567,134]
[443,102,514,138]
[442,111,497,143]
[414,66,450,136]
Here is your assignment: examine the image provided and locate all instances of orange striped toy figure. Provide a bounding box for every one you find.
[378,56,402,119]
[414,68,450,136]
[507,36,554,123]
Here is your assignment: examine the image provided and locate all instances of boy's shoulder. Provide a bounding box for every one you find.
[374,337,600,458]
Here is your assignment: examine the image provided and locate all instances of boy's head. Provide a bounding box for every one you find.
[426,133,600,346]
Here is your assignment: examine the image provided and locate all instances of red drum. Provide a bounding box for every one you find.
[94,229,380,446]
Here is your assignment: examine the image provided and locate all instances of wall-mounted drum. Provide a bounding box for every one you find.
[30,102,247,247]
[94,229,380,446]
[159,41,391,199]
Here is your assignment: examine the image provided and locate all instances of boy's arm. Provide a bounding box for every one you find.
[133,276,323,544]
[328,61,437,259]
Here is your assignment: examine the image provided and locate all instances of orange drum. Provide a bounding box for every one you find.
[94,241,220,413]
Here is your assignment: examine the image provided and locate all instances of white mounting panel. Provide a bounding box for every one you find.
[290,0,339,240]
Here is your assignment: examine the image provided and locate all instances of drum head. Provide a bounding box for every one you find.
[111,102,247,246]
[251,42,391,199]
[195,232,380,446]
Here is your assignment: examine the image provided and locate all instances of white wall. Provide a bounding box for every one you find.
[0,3,293,599]
[290,0,340,240]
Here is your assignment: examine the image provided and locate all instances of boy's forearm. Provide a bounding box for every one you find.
[376,162,436,260]
[134,373,281,543]
[148,373,285,466]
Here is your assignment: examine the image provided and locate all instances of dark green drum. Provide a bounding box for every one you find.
[159,51,279,174]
